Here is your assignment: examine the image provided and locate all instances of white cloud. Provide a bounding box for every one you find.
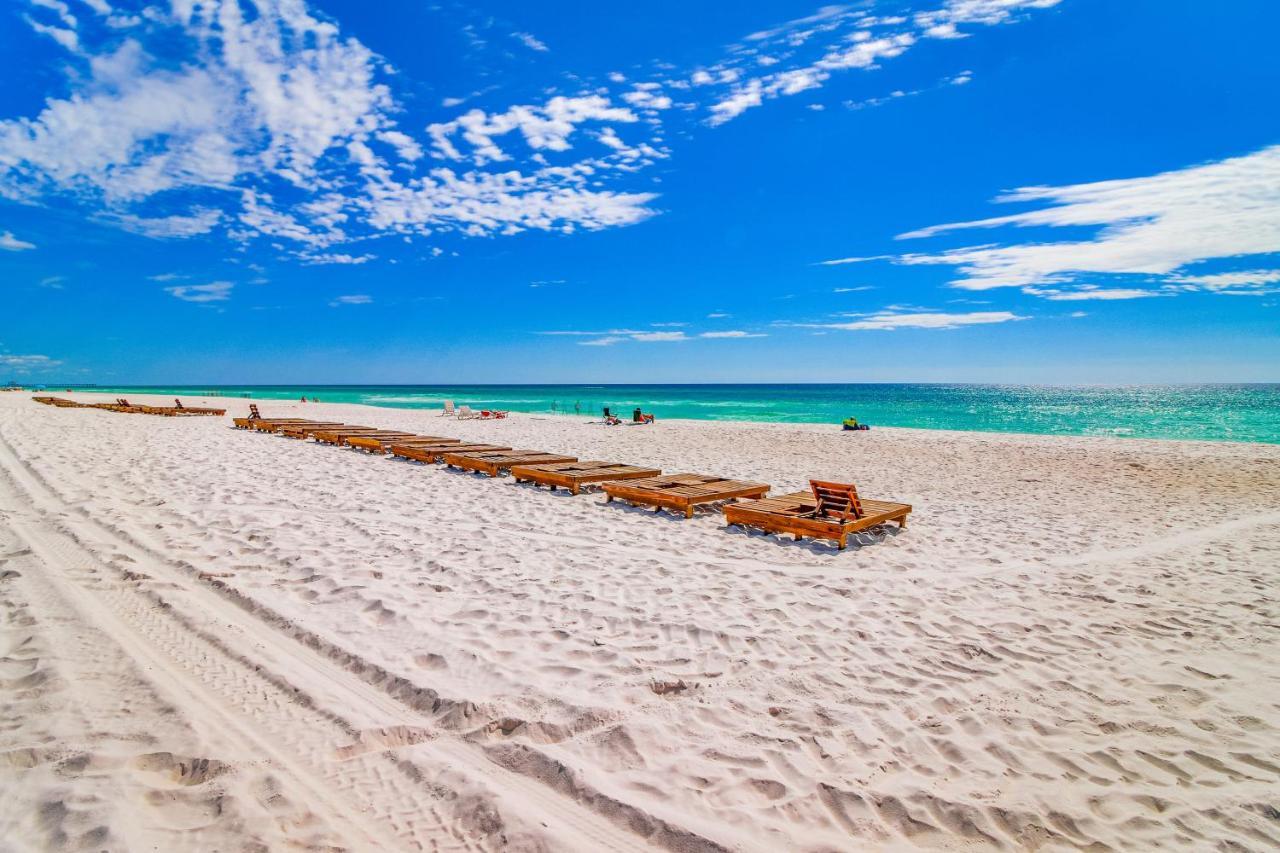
[709,80,763,125]
[0,231,36,251]
[305,253,374,265]
[1166,269,1280,291]
[1022,286,1161,300]
[0,3,662,254]
[547,326,764,343]
[833,285,874,292]
[706,312,730,318]
[915,0,1063,31]
[0,353,61,371]
[40,275,65,288]
[166,281,233,302]
[115,210,223,238]
[329,294,372,305]
[804,310,1025,330]
[881,145,1280,296]
[377,130,424,162]
[512,32,549,52]
[427,95,640,164]
[704,0,1052,126]
[630,331,687,342]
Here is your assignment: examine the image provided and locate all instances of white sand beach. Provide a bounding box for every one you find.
[1,390,1277,851]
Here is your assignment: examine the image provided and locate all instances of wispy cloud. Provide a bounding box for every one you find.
[543,326,765,344]
[798,310,1025,330]
[304,253,374,265]
[512,32,549,52]
[874,145,1280,297]
[39,275,65,288]
[703,0,1058,125]
[329,294,373,306]
[1022,286,1163,301]
[630,330,687,342]
[0,231,36,251]
[166,281,233,303]
[0,353,61,371]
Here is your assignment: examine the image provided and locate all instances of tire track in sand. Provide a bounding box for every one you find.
[0,427,687,853]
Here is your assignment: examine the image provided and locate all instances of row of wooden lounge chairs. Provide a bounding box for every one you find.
[33,396,226,416]
[235,406,911,550]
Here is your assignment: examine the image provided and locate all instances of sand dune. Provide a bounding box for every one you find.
[1,391,1277,850]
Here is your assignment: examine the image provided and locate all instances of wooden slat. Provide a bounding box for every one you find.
[601,473,770,518]
[442,450,577,478]
[312,429,415,446]
[390,443,510,464]
[346,435,458,453]
[280,424,373,439]
[509,461,661,494]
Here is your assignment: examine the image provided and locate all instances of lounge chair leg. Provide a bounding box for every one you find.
[571,485,580,495]
[795,534,803,542]
[898,515,908,529]
[685,506,694,519]
[606,495,613,503]
[838,535,848,550]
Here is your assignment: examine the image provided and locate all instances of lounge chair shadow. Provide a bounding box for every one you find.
[509,480,577,497]
[600,500,705,523]
[721,523,900,553]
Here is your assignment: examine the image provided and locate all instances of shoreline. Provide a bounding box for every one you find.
[43,387,1280,448]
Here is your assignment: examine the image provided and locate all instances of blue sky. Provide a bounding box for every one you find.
[1,0,1277,384]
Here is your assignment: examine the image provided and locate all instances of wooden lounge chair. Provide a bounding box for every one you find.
[272,422,351,437]
[723,480,910,550]
[252,419,342,433]
[312,428,415,446]
[346,435,458,454]
[390,443,510,464]
[173,399,226,416]
[443,450,577,478]
[237,417,317,430]
[602,474,769,519]
[510,461,661,495]
[281,424,377,440]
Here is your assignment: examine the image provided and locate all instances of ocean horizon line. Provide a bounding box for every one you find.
[51,382,1280,445]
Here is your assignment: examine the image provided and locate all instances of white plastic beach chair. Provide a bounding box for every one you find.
[456,405,481,419]
[440,400,455,416]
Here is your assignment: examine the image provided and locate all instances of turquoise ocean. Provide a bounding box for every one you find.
[71,384,1280,444]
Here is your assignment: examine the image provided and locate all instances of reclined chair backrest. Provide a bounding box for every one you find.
[810,480,864,521]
